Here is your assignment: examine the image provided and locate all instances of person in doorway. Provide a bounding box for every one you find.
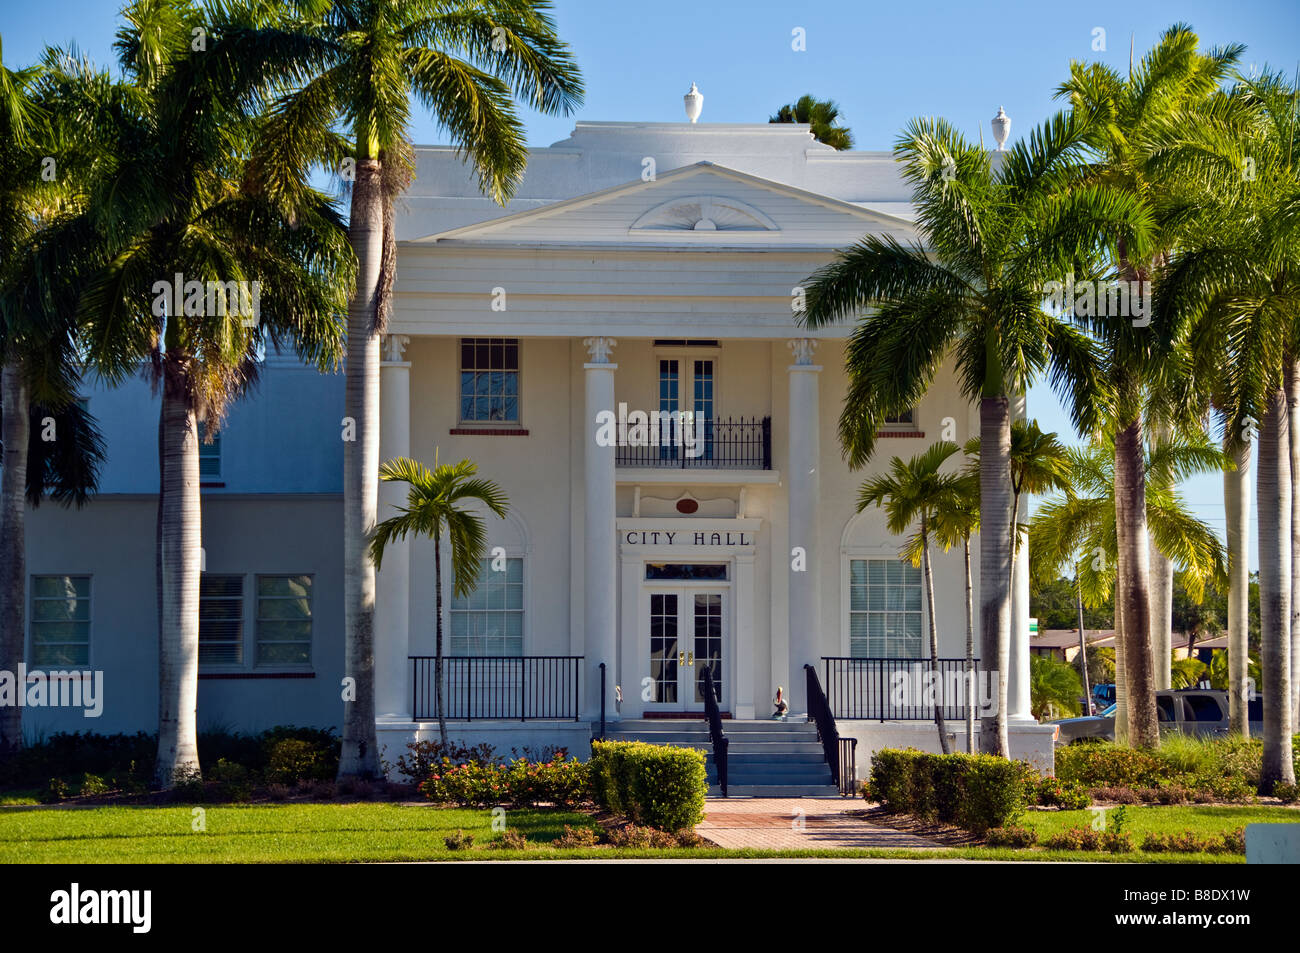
[773,686,789,720]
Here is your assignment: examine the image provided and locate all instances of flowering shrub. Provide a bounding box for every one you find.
[1033,776,1092,810]
[419,753,589,807]
[1273,781,1300,804]
[394,740,496,785]
[1141,828,1246,855]
[552,825,601,849]
[985,825,1038,848]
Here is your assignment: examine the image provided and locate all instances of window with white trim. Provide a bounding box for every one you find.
[255,575,313,666]
[450,557,523,656]
[30,575,91,666]
[882,409,915,428]
[199,574,244,666]
[459,338,519,423]
[849,559,922,658]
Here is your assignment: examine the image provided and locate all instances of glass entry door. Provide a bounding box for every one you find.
[646,588,725,711]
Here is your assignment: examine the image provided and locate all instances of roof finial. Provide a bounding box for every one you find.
[684,82,703,123]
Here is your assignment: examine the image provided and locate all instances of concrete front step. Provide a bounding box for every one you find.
[708,784,841,797]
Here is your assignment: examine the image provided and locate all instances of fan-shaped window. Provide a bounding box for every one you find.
[630,195,778,233]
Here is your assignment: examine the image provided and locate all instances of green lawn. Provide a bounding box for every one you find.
[2,802,1296,863]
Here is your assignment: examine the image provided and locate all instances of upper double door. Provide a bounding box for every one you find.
[646,586,725,712]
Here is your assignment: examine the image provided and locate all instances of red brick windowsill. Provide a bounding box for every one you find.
[449,428,530,436]
[876,431,925,438]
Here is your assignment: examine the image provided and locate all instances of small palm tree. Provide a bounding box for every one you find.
[370,456,508,746]
[770,95,854,150]
[858,441,970,753]
[1030,654,1083,721]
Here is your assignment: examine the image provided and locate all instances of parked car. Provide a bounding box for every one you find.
[1052,690,1264,745]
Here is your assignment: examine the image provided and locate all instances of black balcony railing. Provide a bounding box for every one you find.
[615,415,771,469]
[410,656,583,721]
[822,657,983,722]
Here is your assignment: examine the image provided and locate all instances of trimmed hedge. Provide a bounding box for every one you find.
[868,748,1036,834]
[589,740,707,832]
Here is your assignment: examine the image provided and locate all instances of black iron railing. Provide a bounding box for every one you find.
[805,664,841,788]
[615,416,771,470]
[410,656,582,721]
[702,667,729,797]
[822,657,981,722]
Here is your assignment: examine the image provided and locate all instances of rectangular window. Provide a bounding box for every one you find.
[199,575,244,666]
[693,359,715,459]
[849,559,922,658]
[198,420,221,478]
[30,575,91,666]
[459,338,519,423]
[255,575,313,666]
[450,557,523,656]
[883,409,915,427]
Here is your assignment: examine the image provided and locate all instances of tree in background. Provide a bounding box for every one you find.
[770,95,854,150]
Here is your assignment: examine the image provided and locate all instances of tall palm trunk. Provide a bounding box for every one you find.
[1114,588,1127,744]
[963,537,975,752]
[155,365,201,787]
[1258,385,1296,790]
[1288,360,1300,729]
[921,520,949,753]
[433,531,448,747]
[978,396,1012,756]
[1075,578,1093,715]
[339,159,383,779]
[1224,435,1252,735]
[0,359,30,754]
[1150,421,1173,691]
[1115,417,1158,747]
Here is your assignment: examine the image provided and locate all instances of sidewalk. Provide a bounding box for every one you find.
[696,797,943,850]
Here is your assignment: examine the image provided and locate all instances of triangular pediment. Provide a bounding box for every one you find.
[411,162,916,247]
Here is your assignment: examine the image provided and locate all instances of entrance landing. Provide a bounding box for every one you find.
[696,797,941,851]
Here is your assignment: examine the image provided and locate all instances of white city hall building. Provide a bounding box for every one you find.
[21,105,1054,791]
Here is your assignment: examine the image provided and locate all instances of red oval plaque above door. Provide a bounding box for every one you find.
[675,498,699,514]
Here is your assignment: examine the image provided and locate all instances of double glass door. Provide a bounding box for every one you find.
[646,588,725,711]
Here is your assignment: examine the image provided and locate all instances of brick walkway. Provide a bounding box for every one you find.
[695,797,942,850]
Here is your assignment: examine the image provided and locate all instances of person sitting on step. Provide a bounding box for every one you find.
[773,686,789,720]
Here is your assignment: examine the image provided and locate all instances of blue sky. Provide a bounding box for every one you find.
[5,0,1299,566]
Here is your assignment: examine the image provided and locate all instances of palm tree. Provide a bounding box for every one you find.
[1056,23,1244,749]
[207,0,582,778]
[67,1,356,787]
[1152,68,1300,784]
[770,95,854,150]
[798,110,1151,755]
[1030,654,1083,721]
[370,455,507,746]
[928,474,979,750]
[0,42,109,755]
[1029,433,1228,744]
[858,441,971,753]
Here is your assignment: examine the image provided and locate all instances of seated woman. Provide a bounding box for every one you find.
[772,686,789,720]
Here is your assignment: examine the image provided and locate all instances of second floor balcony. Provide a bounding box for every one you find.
[614,415,772,470]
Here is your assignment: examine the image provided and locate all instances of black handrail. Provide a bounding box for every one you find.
[409,656,582,721]
[598,662,606,740]
[805,663,840,788]
[837,737,858,796]
[702,667,728,797]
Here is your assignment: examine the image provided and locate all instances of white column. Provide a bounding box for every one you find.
[583,337,619,723]
[375,335,411,720]
[734,553,757,719]
[787,339,822,713]
[1008,391,1034,722]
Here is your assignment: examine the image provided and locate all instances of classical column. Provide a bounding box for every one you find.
[583,337,619,723]
[1007,391,1034,722]
[375,334,411,720]
[787,338,821,713]
[734,553,757,720]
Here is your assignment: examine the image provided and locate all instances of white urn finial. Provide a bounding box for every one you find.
[991,106,1011,151]
[684,82,703,123]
